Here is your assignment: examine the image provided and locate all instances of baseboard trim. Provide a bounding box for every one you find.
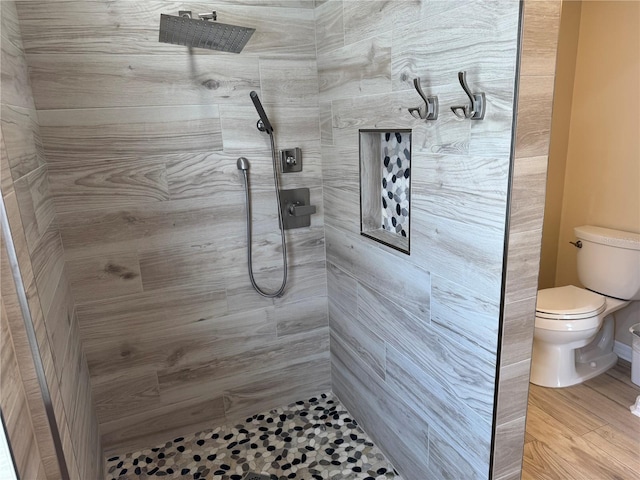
[614,340,632,363]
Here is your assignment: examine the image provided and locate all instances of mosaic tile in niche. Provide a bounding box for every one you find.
[381,133,410,235]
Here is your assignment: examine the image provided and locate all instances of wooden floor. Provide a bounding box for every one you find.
[523,361,640,480]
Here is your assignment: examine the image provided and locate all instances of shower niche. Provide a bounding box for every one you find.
[359,129,411,254]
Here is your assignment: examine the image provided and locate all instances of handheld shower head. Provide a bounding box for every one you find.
[250,91,274,135]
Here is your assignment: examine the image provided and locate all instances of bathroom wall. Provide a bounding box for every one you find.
[0,2,103,478]
[492,1,561,478]
[554,1,640,346]
[538,0,581,290]
[316,1,520,478]
[14,0,329,453]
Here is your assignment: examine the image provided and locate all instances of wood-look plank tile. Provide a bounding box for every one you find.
[30,223,65,319]
[504,228,543,304]
[58,197,244,260]
[527,383,607,437]
[67,251,143,303]
[76,285,227,345]
[0,105,44,181]
[500,296,536,366]
[41,270,74,372]
[523,440,586,480]
[84,307,276,378]
[259,57,319,105]
[223,355,331,420]
[0,30,36,110]
[38,105,222,163]
[49,158,169,214]
[585,370,640,410]
[330,88,471,156]
[514,75,556,158]
[0,303,47,480]
[330,298,386,380]
[273,295,327,337]
[27,54,260,109]
[326,261,357,320]
[318,31,391,102]
[342,0,420,46]
[520,1,562,77]
[428,426,484,480]
[320,143,358,190]
[358,281,495,421]
[92,370,160,425]
[391,1,519,90]
[322,184,360,233]
[468,78,517,158]
[99,395,227,452]
[431,273,500,357]
[314,0,344,55]
[13,165,55,251]
[0,1,25,52]
[1,131,14,196]
[319,102,333,146]
[326,225,431,321]
[509,155,548,233]
[412,152,509,232]
[273,268,327,306]
[411,211,504,301]
[524,403,638,480]
[159,330,329,405]
[385,344,491,477]
[219,104,320,156]
[582,423,640,474]
[495,360,531,425]
[330,333,431,480]
[166,151,251,200]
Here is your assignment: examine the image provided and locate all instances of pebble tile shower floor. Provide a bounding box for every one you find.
[106,393,403,480]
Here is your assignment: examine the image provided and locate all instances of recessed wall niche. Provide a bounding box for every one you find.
[359,129,411,254]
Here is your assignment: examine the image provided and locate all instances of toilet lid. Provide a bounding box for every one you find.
[536,285,606,319]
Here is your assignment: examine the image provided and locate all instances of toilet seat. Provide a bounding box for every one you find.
[535,285,606,331]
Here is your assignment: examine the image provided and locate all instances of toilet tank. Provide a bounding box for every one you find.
[575,225,640,300]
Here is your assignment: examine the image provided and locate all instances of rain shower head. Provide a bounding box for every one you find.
[159,13,255,53]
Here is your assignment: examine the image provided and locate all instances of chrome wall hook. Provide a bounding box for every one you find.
[408,78,438,120]
[451,71,485,120]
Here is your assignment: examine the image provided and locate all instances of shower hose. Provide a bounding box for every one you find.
[239,133,288,298]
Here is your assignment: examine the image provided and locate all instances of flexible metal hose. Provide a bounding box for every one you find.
[239,133,287,297]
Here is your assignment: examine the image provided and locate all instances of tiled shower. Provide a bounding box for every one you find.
[0,1,561,480]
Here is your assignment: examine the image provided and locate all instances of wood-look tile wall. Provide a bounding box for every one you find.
[492,2,561,479]
[316,1,520,478]
[13,0,329,453]
[0,2,103,478]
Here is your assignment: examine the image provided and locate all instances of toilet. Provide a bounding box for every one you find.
[530,225,640,388]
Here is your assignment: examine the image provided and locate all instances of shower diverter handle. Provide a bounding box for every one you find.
[288,202,316,217]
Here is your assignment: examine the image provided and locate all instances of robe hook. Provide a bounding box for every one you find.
[451,71,485,120]
[408,78,438,121]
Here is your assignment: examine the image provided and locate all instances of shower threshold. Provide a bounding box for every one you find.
[105,392,402,480]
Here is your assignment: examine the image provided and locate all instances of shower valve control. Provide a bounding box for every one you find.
[279,188,316,229]
[280,148,302,173]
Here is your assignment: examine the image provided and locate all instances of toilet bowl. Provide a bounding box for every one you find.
[530,285,629,387]
[530,225,640,388]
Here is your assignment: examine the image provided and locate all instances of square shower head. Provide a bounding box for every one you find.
[159,14,255,53]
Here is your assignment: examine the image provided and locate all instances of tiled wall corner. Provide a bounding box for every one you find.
[1,1,103,477]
